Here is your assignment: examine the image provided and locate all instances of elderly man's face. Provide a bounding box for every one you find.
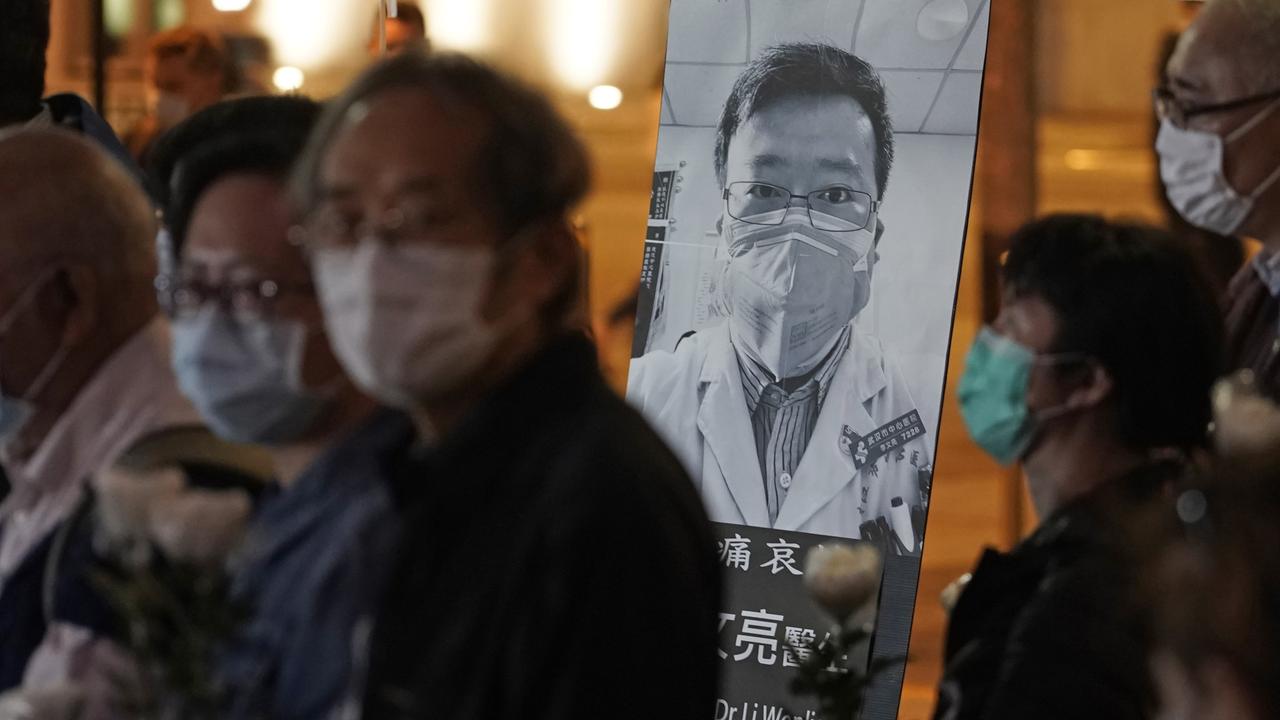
[318,87,504,252]
[1166,1,1280,234]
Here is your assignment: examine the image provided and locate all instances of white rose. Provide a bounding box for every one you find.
[0,684,84,720]
[1212,373,1280,456]
[939,572,972,615]
[91,467,186,565]
[148,488,252,565]
[803,542,882,625]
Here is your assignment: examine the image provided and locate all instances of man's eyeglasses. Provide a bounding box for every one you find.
[157,274,313,321]
[293,202,448,251]
[1153,85,1280,127]
[723,182,879,233]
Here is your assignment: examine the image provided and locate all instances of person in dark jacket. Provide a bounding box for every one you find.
[157,96,417,719]
[937,215,1224,720]
[290,53,722,719]
[1155,0,1280,399]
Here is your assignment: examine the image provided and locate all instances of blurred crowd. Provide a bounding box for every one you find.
[0,0,1276,719]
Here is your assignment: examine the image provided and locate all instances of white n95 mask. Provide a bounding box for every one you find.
[1156,98,1280,236]
[723,218,873,381]
[311,241,507,409]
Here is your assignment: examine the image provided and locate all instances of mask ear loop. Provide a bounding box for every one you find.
[1226,97,1280,200]
[1028,353,1093,423]
[0,268,70,404]
[1247,162,1280,202]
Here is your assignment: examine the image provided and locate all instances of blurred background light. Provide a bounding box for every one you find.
[213,0,253,12]
[255,0,368,69]
[588,85,623,110]
[272,65,305,92]
[425,0,493,51]
[547,0,619,89]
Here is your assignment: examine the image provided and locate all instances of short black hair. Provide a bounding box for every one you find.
[1003,214,1224,451]
[714,42,894,199]
[0,0,50,126]
[152,96,322,256]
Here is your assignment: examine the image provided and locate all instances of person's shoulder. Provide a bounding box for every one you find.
[549,381,702,511]
[1011,538,1133,647]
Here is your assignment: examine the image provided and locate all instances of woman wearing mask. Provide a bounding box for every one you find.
[158,97,415,719]
[933,215,1223,720]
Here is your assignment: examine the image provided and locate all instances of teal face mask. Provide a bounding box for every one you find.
[958,327,1081,466]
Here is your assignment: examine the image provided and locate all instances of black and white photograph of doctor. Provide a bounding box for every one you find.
[629,43,932,551]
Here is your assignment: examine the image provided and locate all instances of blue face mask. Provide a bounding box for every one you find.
[171,306,336,445]
[957,327,1080,466]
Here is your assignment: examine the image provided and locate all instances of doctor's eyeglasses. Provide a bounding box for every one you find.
[724,181,878,233]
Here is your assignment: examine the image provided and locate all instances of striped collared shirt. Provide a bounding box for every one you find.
[737,326,852,526]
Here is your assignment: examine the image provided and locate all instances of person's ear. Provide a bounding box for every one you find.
[58,265,98,348]
[483,220,576,323]
[1065,361,1113,411]
[871,218,884,268]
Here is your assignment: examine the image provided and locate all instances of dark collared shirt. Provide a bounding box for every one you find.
[223,408,415,720]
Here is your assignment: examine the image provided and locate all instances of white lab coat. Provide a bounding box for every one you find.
[627,321,931,547]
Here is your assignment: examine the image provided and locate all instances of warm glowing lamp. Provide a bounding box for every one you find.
[588,85,623,110]
[273,66,305,92]
[212,0,252,12]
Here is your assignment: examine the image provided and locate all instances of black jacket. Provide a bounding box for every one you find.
[931,462,1177,720]
[363,334,722,720]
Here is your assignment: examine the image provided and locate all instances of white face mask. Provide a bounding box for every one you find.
[1157,98,1280,236]
[312,241,512,409]
[154,92,190,129]
[722,216,873,381]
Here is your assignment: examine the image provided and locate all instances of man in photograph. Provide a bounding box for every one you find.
[628,42,931,552]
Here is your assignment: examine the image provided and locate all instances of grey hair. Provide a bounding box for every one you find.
[1220,0,1280,92]
[0,128,156,281]
[291,52,591,237]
